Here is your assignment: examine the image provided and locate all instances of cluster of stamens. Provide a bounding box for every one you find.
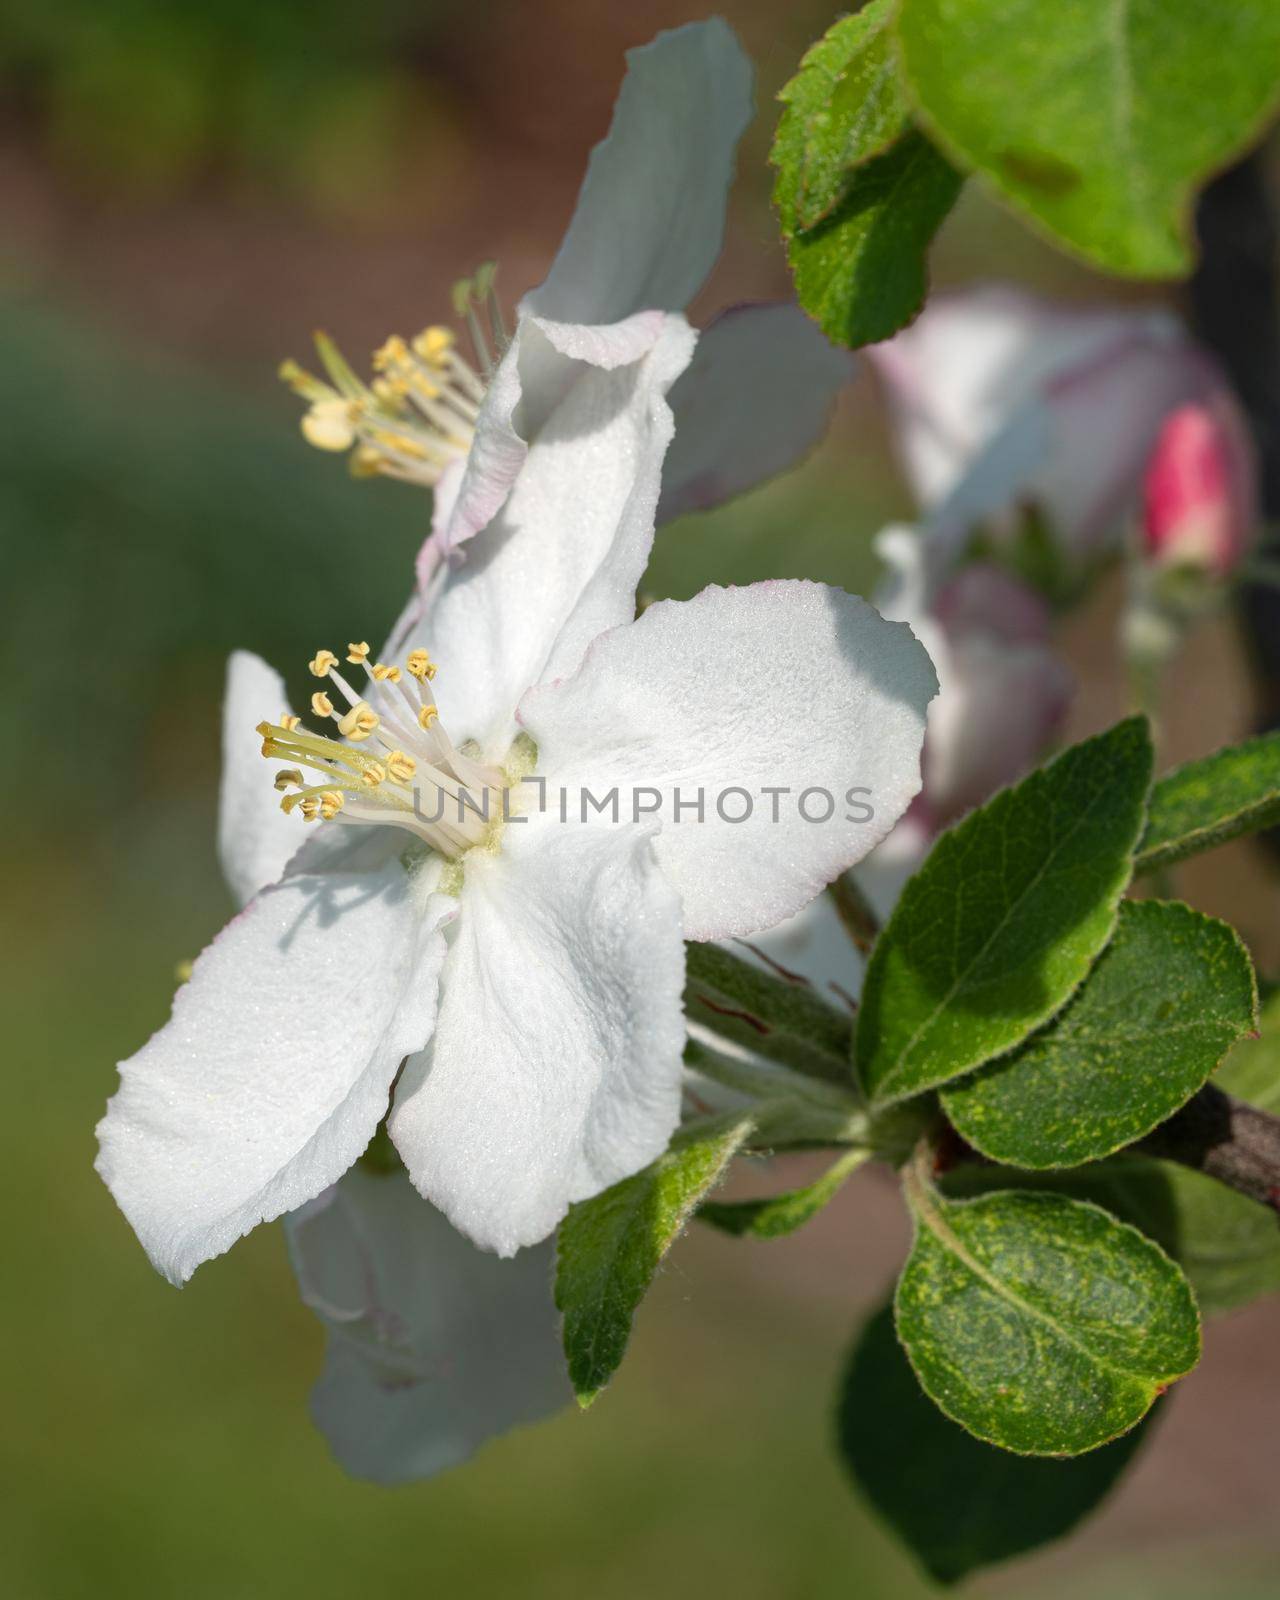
[258,641,506,857]
[280,263,506,490]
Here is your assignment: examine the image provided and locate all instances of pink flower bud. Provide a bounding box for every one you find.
[1142,400,1255,578]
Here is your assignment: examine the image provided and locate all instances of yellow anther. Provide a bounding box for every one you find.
[406,649,437,682]
[413,326,455,367]
[301,398,357,452]
[273,769,304,792]
[372,662,401,682]
[311,691,334,718]
[418,704,439,731]
[346,641,371,664]
[372,335,410,372]
[360,762,387,789]
[309,649,339,678]
[338,701,380,741]
[350,446,386,478]
[386,750,417,782]
[299,796,320,821]
[371,376,409,408]
[320,790,344,820]
[280,713,301,731]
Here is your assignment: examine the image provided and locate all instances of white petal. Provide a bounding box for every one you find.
[96,859,453,1284]
[923,632,1073,823]
[286,1168,569,1484]
[870,286,1159,504]
[438,17,750,558]
[735,891,865,1009]
[437,329,533,554]
[875,525,1072,826]
[390,815,686,1255]
[1037,335,1215,551]
[854,808,934,922]
[520,580,938,941]
[403,316,696,763]
[529,19,752,327]
[871,285,1208,550]
[218,652,303,907]
[659,303,853,521]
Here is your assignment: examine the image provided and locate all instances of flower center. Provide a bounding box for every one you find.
[258,642,507,858]
[280,263,506,492]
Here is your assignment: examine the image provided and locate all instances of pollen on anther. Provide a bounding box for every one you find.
[280,713,302,731]
[339,701,379,741]
[274,769,304,792]
[309,649,339,678]
[413,327,455,366]
[361,762,387,789]
[407,649,436,682]
[312,691,334,718]
[346,641,371,664]
[372,662,401,682]
[418,704,439,731]
[386,750,416,782]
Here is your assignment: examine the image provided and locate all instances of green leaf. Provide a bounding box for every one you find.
[1218,989,1280,1110]
[1135,732,1280,875]
[945,1156,1280,1318]
[895,0,1280,277]
[942,900,1257,1168]
[858,717,1154,1107]
[773,0,911,233]
[699,1147,868,1239]
[555,1114,752,1406]
[838,1304,1152,1585]
[784,130,962,350]
[684,940,853,1085]
[896,1176,1200,1455]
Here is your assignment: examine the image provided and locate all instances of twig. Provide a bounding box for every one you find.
[1139,1084,1280,1214]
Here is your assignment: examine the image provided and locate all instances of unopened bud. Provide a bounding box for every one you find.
[1142,401,1254,579]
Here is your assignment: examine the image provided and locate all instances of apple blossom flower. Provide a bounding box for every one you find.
[281,19,851,594]
[737,520,1074,999]
[96,295,936,1279]
[1142,400,1256,578]
[868,285,1231,575]
[286,1167,569,1484]
[219,650,569,1482]
[875,526,1073,830]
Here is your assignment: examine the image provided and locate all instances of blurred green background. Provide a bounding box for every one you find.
[3,2,1279,1595]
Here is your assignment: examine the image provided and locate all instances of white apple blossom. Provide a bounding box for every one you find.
[97,316,936,1281]
[283,18,851,602]
[875,526,1073,833]
[868,284,1227,573]
[745,526,1071,1001]
[286,1167,569,1484]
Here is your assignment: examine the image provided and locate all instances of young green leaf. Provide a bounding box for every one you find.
[942,900,1258,1168]
[838,1304,1152,1585]
[896,0,1280,277]
[1135,732,1280,875]
[555,1115,752,1406]
[945,1157,1280,1319]
[685,939,854,1085]
[773,0,911,233]
[785,131,961,350]
[858,717,1153,1107]
[1218,989,1280,1110]
[896,1177,1200,1455]
[699,1147,868,1239]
